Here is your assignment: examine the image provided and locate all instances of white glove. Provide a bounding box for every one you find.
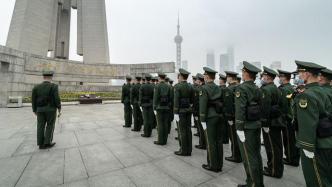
[228,121,234,126]
[263,127,270,133]
[194,116,199,121]
[201,122,207,130]
[140,107,143,112]
[237,130,245,142]
[303,149,315,159]
[154,110,157,115]
[174,114,179,122]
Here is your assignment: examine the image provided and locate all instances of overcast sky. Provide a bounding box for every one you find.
[0,0,331,74]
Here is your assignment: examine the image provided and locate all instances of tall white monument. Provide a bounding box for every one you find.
[174,15,183,71]
[6,0,110,64]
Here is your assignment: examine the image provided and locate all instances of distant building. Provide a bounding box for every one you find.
[219,54,229,73]
[270,61,282,70]
[227,46,235,71]
[206,52,215,69]
[181,60,188,70]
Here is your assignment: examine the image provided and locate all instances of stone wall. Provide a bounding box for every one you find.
[0,45,175,107]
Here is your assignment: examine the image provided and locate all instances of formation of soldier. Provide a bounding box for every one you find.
[121,60,332,187]
[30,60,331,187]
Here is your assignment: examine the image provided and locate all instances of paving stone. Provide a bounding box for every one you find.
[88,170,135,187]
[0,155,31,187]
[64,148,88,183]
[0,138,24,159]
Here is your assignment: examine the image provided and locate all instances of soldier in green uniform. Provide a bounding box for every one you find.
[153,73,172,145]
[151,77,157,129]
[32,71,61,149]
[224,71,242,163]
[168,78,175,134]
[174,68,195,156]
[278,69,300,167]
[194,73,207,150]
[319,68,332,103]
[294,61,332,187]
[130,76,143,132]
[219,74,229,144]
[139,74,155,137]
[260,66,284,178]
[192,75,200,136]
[235,61,264,187]
[199,67,224,172]
[121,76,132,128]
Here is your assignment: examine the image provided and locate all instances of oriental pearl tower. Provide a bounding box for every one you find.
[174,15,183,72]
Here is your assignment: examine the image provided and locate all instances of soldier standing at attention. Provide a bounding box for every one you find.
[121,76,132,128]
[194,73,207,150]
[260,67,284,178]
[168,78,175,134]
[294,61,332,187]
[130,76,143,132]
[139,74,155,137]
[151,77,157,129]
[277,69,300,167]
[32,71,61,149]
[199,67,224,172]
[192,75,200,136]
[224,71,242,163]
[235,61,264,187]
[153,73,172,145]
[319,68,332,103]
[174,68,195,156]
[219,74,229,144]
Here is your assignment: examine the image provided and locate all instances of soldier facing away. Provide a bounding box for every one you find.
[153,73,172,145]
[130,76,143,132]
[294,60,332,187]
[219,74,229,144]
[199,67,224,172]
[139,74,155,137]
[121,76,133,128]
[194,73,207,150]
[235,61,264,187]
[173,68,195,156]
[32,71,61,149]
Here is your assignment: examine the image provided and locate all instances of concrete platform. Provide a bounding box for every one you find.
[0,104,305,187]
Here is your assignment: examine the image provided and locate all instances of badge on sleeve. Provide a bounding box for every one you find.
[299,98,308,108]
[235,91,241,98]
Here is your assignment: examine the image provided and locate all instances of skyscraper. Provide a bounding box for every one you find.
[6,0,110,64]
[181,60,188,70]
[174,14,183,71]
[227,46,235,71]
[206,52,215,69]
[219,54,229,73]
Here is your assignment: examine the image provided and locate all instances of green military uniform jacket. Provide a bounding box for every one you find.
[153,81,172,110]
[224,82,238,120]
[295,82,332,151]
[193,84,201,117]
[130,83,141,105]
[121,83,131,104]
[199,82,222,122]
[173,81,194,114]
[278,83,294,121]
[139,82,154,107]
[321,83,332,105]
[32,81,61,113]
[260,82,284,127]
[235,80,262,130]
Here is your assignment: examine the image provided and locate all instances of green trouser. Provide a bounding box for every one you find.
[301,148,332,187]
[195,116,206,147]
[205,117,223,170]
[123,103,132,127]
[221,117,229,144]
[178,113,192,154]
[157,110,170,144]
[282,120,300,165]
[238,128,264,187]
[142,107,153,136]
[228,120,242,161]
[37,111,56,145]
[262,126,284,177]
[132,104,143,131]
[152,112,157,129]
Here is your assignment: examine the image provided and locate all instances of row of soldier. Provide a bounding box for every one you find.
[121,60,332,187]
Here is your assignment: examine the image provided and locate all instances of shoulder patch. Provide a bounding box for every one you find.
[235,91,241,98]
[299,98,308,108]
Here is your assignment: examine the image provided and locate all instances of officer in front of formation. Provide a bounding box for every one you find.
[235,61,264,187]
[260,66,284,178]
[199,67,224,172]
[219,74,229,144]
[130,75,143,132]
[224,71,242,163]
[277,69,300,167]
[173,68,195,156]
[121,76,132,128]
[32,71,61,149]
[294,60,332,187]
[153,72,172,145]
[194,73,207,150]
[139,74,155,137]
